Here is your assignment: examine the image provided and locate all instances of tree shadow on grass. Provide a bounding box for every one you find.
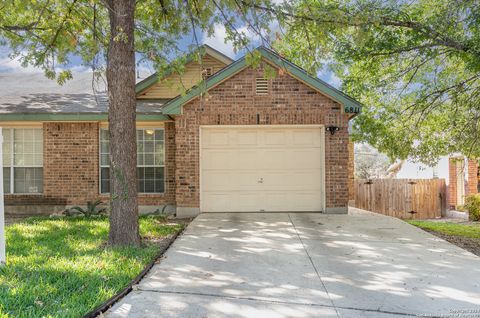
[1,217,176,318]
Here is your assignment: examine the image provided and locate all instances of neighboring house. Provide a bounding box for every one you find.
[0,45,361,217]
[448,156,479,209]
[397,155,479,210]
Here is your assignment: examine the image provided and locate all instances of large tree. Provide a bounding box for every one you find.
[354,144,390,179]
[268,0,480,165]
[0,0,277,246]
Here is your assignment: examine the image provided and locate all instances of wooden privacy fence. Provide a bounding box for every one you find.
[354,179,446,219]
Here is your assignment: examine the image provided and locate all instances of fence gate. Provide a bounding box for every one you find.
[354,179,446,219]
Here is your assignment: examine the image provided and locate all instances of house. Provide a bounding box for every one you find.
[395,154,479,211]
[0,46,361,217]
[448,156,479,209]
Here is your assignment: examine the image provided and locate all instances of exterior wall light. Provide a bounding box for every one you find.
[326,126,340,135]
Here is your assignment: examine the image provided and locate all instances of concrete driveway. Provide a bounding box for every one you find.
[107,208,480,317]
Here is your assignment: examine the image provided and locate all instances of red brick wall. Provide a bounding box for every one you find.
[448,157,479,209]
[43,122,99,204]
[175,63,351,210]
[448,157,459,209]
[348,140,355,202]
[6,122,176,213]
[5,122,99,207]
[467,159,478,196]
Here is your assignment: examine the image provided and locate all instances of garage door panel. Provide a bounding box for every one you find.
[292,130,320,146]
[202,150,231,169]
[203,150,259,170]
[236,130,259,145]
[202,193,232,212]
[263,192,322,211]
[262,171,321,190]
[259,150,287,169]
[201,126,324,212]
[291,150,322,169]
[234,150,258,169]
[264,130,287,145]
[203,130,230,147]
[203,192,263,212]
[289,192,322,211]
[236,193,264,211]
[203,171,259,191]
[260,150,321,170]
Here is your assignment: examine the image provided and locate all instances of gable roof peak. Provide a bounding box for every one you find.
[135,45,233,95]
[162,45,363,115]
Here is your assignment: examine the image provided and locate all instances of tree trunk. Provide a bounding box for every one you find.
[106,0,140,246]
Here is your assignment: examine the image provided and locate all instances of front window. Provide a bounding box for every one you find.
[100,128,165,194]
[2,128,43,194]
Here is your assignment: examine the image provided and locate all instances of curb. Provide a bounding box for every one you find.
[84,228,185,318]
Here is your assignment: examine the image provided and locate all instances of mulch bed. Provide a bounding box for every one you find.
[423,229,480,257]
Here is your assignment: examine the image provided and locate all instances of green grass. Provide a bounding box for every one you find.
[0,216,183,318]
[407,220,480,239]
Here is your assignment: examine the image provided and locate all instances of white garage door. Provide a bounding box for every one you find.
[200,126,325,212]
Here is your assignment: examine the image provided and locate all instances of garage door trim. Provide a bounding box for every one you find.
[199,125,326,212]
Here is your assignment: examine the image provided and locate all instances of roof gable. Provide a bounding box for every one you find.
[135,45,233,96]
[161,47,363,115]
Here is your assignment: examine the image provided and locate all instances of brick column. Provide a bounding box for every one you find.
[467,159,478,196]
[348,140,355,204]
[448,157,459,209]
[43,122,100,205]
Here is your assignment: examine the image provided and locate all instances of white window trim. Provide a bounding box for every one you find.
[99,127,166,194]
[2,128,43,195]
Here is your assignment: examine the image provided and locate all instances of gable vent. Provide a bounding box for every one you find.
[256,77,269,95]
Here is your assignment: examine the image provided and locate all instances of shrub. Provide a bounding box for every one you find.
[64,200,107,217]
[464,194,480,221]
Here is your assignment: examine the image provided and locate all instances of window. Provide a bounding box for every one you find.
[2,128,43,194]
[100,128,165,194]
[255,77,269,95]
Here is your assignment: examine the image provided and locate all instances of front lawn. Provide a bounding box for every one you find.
[407,220,480,256]
[0,216,184,318]
[407,220,480,239]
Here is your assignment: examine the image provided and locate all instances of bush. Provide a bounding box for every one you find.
[64,200,107,217]
[464,194,480,221]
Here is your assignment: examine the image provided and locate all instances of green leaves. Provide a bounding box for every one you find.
[0,0,285,83]
[278,0,480,163]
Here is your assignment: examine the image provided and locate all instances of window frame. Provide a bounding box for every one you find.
[2,127,44,195]
[99,127,166,195]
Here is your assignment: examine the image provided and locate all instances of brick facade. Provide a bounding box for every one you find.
[5,121,175,214]
[5,64,354,216]
[448,157,479,209]
[467,159,478,196]
[43,122,99,204]
[5,122,100,213]
[348,140,355,203]
[174,64,352,213]
[448,157,459,209]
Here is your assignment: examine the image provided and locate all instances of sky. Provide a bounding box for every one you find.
[0,25,443,181]
[0,23,341,85]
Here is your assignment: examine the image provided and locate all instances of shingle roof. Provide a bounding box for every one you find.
[0,72,164,114]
